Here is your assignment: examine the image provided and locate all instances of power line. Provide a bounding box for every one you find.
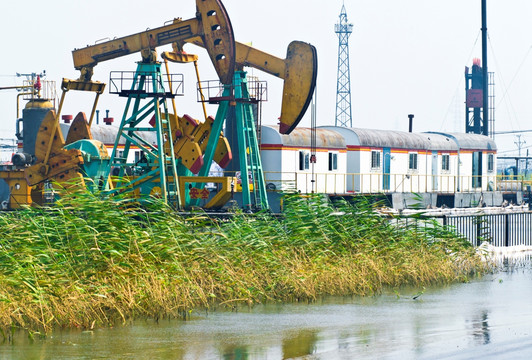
[496,44,532,108]
[498,144,532,155]
[495,129,532,135]
[487,34,521,133]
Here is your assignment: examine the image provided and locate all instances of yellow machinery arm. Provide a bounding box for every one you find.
[183,38,317,135]
[236,41,317,135]
[71,0,235,84]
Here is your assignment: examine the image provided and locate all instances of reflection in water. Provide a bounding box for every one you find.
[281,329,318,359]
[1,252,532,359]
[469,310,491,345]
[222,344,249,360]
[500,252,532,271]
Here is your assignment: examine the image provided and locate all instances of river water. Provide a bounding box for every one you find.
[2,251,532,359]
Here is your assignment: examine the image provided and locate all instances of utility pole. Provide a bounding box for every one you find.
[515,134,526,157]
[527,149,530,173]
[481,0,489,136]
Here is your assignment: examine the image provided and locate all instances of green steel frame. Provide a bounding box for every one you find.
[104,62,181,208]
[193,70,269,210]
[103,63,267,211]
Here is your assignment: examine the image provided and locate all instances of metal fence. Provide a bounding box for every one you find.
[394,212,532,247]
[437,212,532,247]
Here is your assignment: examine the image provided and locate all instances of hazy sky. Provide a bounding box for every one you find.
[1,0,532,155]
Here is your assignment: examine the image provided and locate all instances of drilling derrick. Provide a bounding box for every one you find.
[335,3,353,128]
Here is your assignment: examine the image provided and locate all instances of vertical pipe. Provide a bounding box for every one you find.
[16,92,32,119]
[465,67,469,133]
[482,0,489,136]
[408,114,414,133]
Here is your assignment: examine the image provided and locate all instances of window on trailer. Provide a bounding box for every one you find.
[134,151,142,163]
[328,152,338,171]
[409,153,418,170]
[299,151,310,170]
[487,153,494,172]
[442,154,450,171]
[371,150,381,169]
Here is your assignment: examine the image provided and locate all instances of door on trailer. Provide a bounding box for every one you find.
[472,151,482,188]
[432,151,438,191]
[383,147,391,191]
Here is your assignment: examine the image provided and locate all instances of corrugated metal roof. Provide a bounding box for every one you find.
[319,126,457,151]
[350,128,429,149]
[261,125,345,148]
[420,133,458,151]
[427,132,497,151]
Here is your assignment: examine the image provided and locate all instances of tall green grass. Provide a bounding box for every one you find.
[0,191,488,334]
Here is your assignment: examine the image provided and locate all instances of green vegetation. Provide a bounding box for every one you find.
[0,191,489,334]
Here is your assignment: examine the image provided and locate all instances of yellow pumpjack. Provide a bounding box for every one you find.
[22,0,317,210]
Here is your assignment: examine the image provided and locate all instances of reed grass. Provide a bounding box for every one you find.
[0,191,489,334]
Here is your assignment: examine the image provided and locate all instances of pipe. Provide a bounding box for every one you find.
[16,118,23,140]
[408,114,414,133]
[16,92,32,119]
[103,109,113,125]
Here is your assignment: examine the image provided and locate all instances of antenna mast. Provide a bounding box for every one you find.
[335,2,353,127]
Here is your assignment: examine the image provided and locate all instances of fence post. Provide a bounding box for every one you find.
[505,213,510,247]
[476,215,481,246]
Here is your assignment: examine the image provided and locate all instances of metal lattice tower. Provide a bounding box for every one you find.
[335,3,353,127]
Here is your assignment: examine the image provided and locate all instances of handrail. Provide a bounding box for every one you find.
[251,171,516,195]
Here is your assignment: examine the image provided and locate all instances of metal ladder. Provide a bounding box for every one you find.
[234,71,269,210]
[105,62,181,209]
[159,113,180,208]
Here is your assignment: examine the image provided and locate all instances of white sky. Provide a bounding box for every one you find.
[1,0,532,156]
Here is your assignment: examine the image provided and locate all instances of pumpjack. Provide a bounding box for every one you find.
[23,0,317,210]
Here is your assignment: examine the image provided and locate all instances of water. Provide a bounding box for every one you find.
[2,253,532,359]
